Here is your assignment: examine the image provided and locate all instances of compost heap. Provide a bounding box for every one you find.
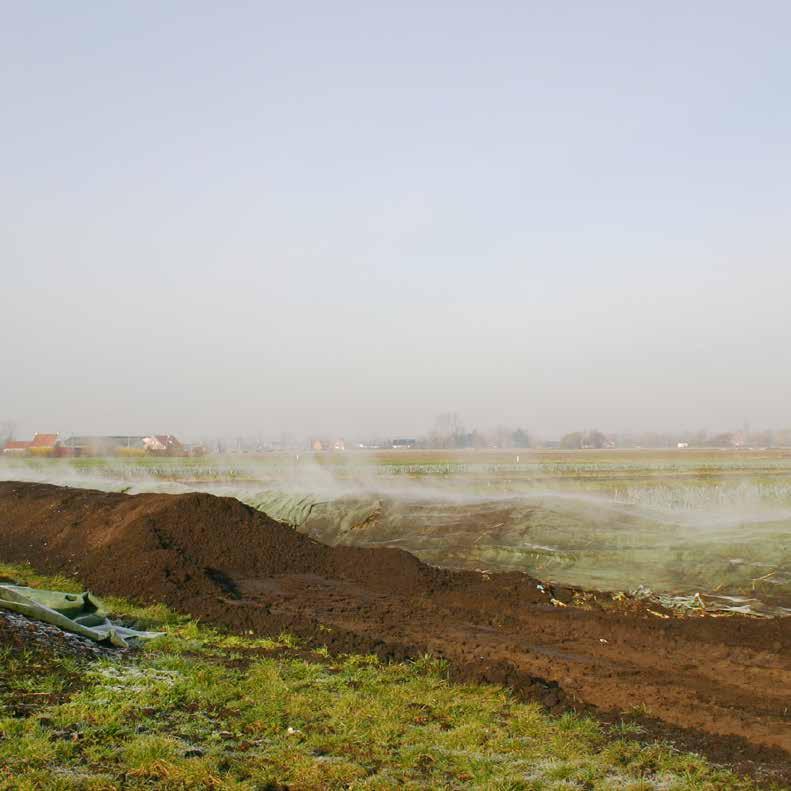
[0,480,790,775]
[241,489,791,616]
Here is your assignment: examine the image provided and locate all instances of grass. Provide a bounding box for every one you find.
[0,565,782,790]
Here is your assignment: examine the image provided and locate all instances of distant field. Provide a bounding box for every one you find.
[5,446,791,478]
[5,448,791,510]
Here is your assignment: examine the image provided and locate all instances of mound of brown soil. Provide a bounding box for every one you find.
[1,481,790,783]
[0,481,544,616]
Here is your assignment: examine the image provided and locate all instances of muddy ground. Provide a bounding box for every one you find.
[1,481,789,782]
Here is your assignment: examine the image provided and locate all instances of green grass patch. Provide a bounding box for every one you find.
[0,563,782,790]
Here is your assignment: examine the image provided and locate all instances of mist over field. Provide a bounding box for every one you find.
[3,449,790,615]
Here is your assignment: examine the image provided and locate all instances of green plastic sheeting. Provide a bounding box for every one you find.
[242,490,326,527]
[242,489,791,615]
[0,585,163,648]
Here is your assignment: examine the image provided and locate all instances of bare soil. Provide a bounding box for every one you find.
[1,481,789,782]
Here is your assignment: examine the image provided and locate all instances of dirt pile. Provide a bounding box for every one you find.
[0,481,544,616]
[1,481,790,782]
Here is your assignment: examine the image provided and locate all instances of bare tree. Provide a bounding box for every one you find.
[0,420,15,447]
[430,412,465,448]
[491,425,514,448]
[586,430,607,449]
[511,427,530,448]
[435,412,463,436]
[560,431,584,449]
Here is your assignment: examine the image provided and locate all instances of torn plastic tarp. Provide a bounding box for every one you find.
[0,585,163,648]
[631,584,791,618]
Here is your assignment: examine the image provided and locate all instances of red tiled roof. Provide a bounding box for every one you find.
[3,440,32,450]
[31,433,59,447]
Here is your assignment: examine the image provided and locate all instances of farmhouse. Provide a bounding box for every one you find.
[142,435,184,455]
[61,436,147,456]
[310,439,345,451]
[2,440,32,454]
[31,433,58,449]
[2,433,59,455]
[58,435,186,456]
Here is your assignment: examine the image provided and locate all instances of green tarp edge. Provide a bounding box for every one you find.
[0,585,164,648]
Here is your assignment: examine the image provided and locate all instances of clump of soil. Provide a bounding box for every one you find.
[0,481,790,783]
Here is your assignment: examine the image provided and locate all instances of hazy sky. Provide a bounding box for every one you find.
[3,2,790,440]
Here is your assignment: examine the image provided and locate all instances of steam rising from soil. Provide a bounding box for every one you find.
[2,454,790,614]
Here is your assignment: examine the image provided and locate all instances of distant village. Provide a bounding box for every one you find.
[3,422,791,457]
[1,433,199,458]
[0,432,413,457]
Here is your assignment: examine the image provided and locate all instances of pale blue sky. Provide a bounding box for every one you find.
[2,2,790,439]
